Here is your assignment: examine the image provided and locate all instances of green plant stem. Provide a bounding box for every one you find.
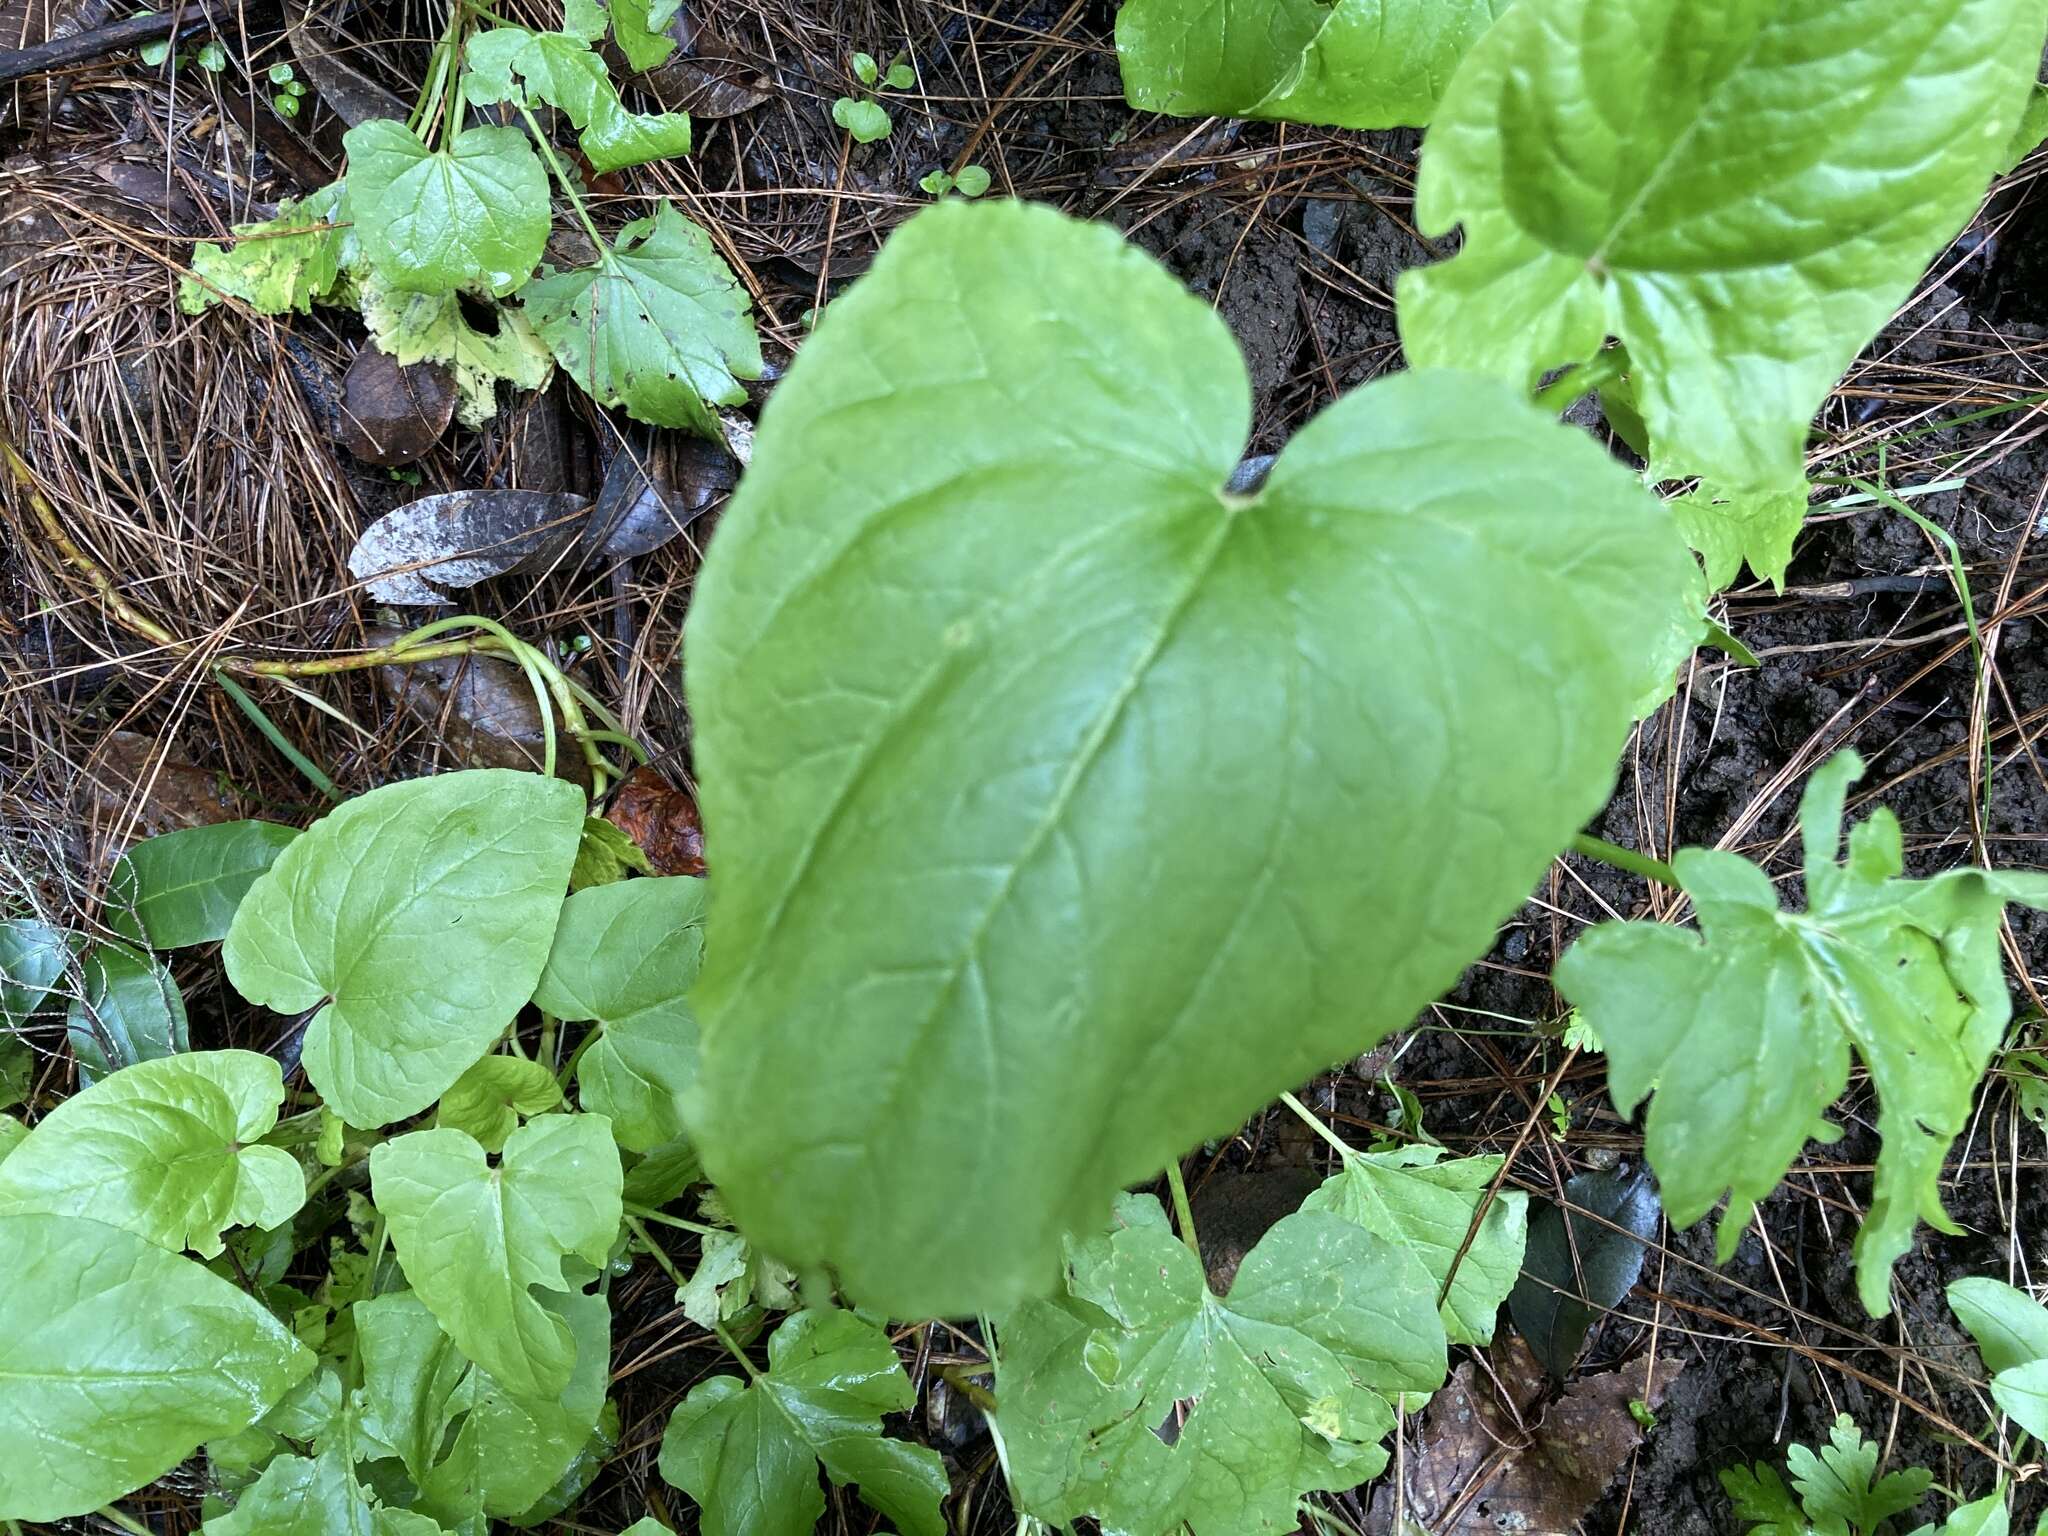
[625,1202,722,1237]
[556,1026,600,1088]
[538,1012,558,1070]
[93,1507,152,1536]
[1570,833,1679,890]
[214,666,341,802]
[625,1214,687,1287]
[1276,1090,1354,1158]
[517,102,606,251]
[1164,1161,1199,1260]
[712,1320,763,1381]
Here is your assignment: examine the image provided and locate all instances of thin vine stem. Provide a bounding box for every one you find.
[1570,832,1679,890]
[1163,1161,1200,1260]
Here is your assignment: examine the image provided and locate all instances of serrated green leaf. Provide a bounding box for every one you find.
[345,120,549,296]
[996,1196,1446,1535]
[1116,0,1507,129]
[224,769,583,1129]
[681,197,1702,1317]
[371,1113,621,1399]
[831,95,891,142]
[1556,750,2048,1316]
[0,1048,304,1257]
[359,276,554,427]
[1398,0,2048,494]
[1299,1144,1526,1345]
[525,202,761,434]
[657,1308,948,1536]
[535,877,706,1151]
[107,821,300,949]
[465,27,691,173]
[1672,482,1811,593]
[0,917,72,1027]
[1722,1462,1812,1536]
[1790,1415,1931,1534]
[182,184,350,316]
[436,1055,563,1152]
[67,941,187,1082]
[0,1212,313,1521]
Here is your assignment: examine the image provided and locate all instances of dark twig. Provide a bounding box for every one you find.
[0,9,214,86]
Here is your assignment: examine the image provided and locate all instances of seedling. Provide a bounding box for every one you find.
[833,46,913,143]
[919,163,992,198]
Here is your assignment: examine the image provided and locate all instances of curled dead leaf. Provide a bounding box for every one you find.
[605,765,705,875]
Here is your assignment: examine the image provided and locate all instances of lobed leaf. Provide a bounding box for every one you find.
[1116,0,1508,130]
[370,1112,621,1399]
[182,183,351,316]
[1300,1143,1526,1345]
[995,1194,1447,1535]
[466,26,692,173]
[0,1048,304,1257]
[1555,750,2048,1314]
[681,197,1701,1317]
[345,120,550,296]
[224,769,583,1128]
[0,1212,313,1520]
[524,202,763,434]
[657,1308,948,1536]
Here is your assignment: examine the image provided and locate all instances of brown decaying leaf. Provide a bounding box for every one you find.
[1368,1336,1684,1536]
[337,345,458,467]
[82,732,243,859]
[605,765,705,875]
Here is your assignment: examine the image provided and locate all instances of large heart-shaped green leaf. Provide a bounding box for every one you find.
[345,120,550,296]
[224,769,583,1128]
[0,1212,313,1520]
[534,877,707,1151]
[681,197,1701,1318]
[1398,0,2047,500]
[1117,0,1508,129]
[0,1048,304,1257]
[370,1113,620,1399]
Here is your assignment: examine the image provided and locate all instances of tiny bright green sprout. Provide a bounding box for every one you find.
[851,51,879,86]
[953,164,991,197]
[196,40,226,71]
[832,96,891,143]
[268,62,294,84]
[884,61,913,89]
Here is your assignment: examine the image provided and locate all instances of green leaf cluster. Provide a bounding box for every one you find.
[179,2,759,435]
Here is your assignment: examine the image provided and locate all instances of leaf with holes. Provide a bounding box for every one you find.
[1555,751,2048,1314]
[681,197,1701,1318]
[524,202,762,435]
[1116,0,1509,129]
[995,1194,1447,1535]
[657,1308,948,1536]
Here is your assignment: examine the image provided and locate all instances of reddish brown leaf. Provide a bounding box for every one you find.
[337,345,457,467]
[605,766,705,875]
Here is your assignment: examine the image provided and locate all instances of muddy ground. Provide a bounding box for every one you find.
[4,2,2048,1533]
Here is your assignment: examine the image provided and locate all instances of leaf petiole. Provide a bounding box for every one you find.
[1569,832,1678,890]
[1163,1161,1199,1263]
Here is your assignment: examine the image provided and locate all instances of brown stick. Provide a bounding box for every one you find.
[0,9,214,86]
